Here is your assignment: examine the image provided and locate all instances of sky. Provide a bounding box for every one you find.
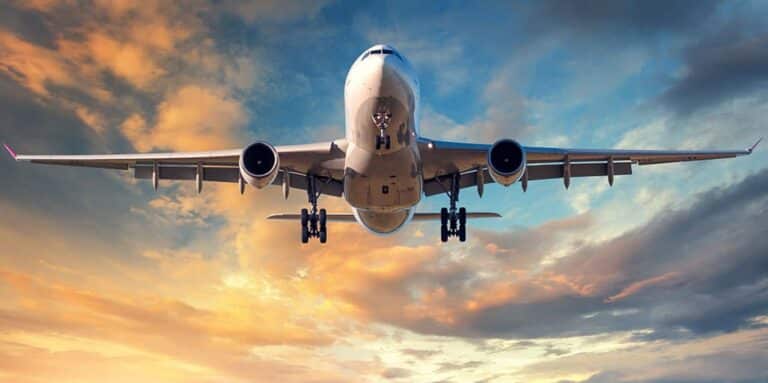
[0,0,767,382]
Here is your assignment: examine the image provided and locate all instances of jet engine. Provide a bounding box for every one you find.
[239,141,279,189]
[487,139,526,186]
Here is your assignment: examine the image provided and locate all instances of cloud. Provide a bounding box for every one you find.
[519,328,768,383]
[660,29,768,115]
[223,0,331,24]
[381,367,412,379]
[123,85,248,151]
[462,168,768,339]
[1,2,767,382]
[0,29,90,98]
[436,360,484,373]
[527,0,720,38]
[236,169,766,342]
[604,272,682,303]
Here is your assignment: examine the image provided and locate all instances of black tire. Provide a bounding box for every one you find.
[319,208,327,228]
[440,224,448,242]
[440,208,448,226]
[319,228,327,243]
[385,135,391,150]
[301,208,309,227]
[301,225,309,243]
[458,224,466,242]
[459,207,467,226]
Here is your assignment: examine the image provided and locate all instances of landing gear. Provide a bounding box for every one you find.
[439,174,467,242]
[300,176,328,244]
[373,109,392,150]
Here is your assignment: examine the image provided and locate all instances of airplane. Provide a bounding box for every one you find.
[3,44,761,243]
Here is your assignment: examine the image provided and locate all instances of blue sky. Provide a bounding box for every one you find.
[0,1,767,382]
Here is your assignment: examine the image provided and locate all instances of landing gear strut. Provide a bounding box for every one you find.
[301,176,327,244]
[439,173,467,242]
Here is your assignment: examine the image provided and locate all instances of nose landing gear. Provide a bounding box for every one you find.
[300,176,327,244]
[439,174,467,242]
[373,110,392,150]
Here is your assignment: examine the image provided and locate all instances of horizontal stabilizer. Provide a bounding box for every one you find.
[412,212,501,221]
[266,212,501,222]
[267,213,357,222]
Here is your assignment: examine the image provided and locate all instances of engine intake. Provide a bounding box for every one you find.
[239,141,279,189]
[487,139,526,186]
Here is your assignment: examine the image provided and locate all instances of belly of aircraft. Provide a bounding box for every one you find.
[353,208,413,234]
[344,144,421,211]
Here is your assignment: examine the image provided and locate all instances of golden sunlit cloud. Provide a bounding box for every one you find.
[1,1,767,383]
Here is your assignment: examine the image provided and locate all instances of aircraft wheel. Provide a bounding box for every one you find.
[458,207,466,226]
[458,224,466,242]
[319,228,327,243]
[301,208,309,227]
[440,224,448,242]
[301,225,309,244]
[440,208,448,226]
[319,209,327,228]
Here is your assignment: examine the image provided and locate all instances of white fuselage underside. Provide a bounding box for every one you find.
[343,45,422,234]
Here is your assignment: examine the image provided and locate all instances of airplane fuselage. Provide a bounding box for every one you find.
[343,45,422,233]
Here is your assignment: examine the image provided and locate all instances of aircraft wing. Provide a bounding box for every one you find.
[418,137,761,196]
[3,141,348,196]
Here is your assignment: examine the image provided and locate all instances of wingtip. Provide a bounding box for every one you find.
[2,143,17,160]
[748,137,763,153]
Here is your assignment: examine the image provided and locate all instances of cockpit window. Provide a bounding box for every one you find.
[361,48,403,61]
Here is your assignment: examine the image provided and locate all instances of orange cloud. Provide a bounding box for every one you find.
[149,85,247,151]
[118,87,249,152]
[0,31,80,97]
[605,272,682,303]
[84,32,165,88]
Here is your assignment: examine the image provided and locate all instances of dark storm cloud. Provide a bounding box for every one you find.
[461,168,768,339]
[660,29,768,114]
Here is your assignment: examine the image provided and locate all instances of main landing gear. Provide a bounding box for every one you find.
[439,174,467,242]
[301,176,327,244]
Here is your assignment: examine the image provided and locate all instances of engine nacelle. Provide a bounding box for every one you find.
[239,141,279,189]
[487,139,526,186]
